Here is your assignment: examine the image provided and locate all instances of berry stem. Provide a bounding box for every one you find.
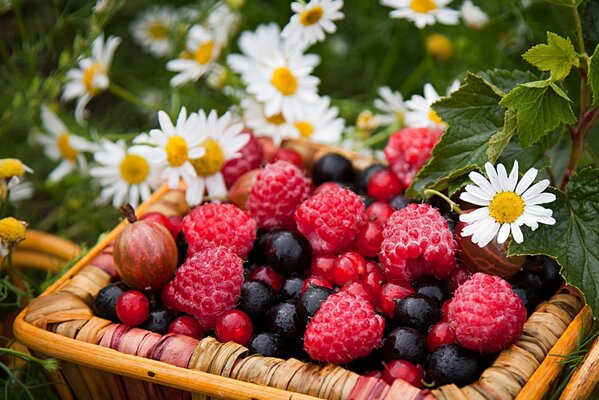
[424,189,462,214]
[120,203,137,224]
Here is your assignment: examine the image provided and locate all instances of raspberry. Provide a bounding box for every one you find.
[246,161,311,229]
[222,130,263,188]
[384,128,443,187]
[448,273,527,353]
[183,203,256,259]
[295,187,366,254]
[170,247,244,331]
[380,203,456,282]
[304,291,384,363]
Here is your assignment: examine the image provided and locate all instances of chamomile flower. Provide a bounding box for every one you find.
[404,80,459,129]
[241,97,298,146]
[356,110,382,132]
[0,217,27,257]
[381,0,460,29]
[281,0,345,49]
[287,96,345,144]
[374,86,407,126]
[131,7,178,57]
[167,25,221,87]
[0,180,34,204]
[62,33,121,124]
[35,106,95,182]
[185,110,249,206]
[207,3,241,46]
[90,140,159,208]
[459,161,556,247]
[0,158,33,193]
[460,0,488,30]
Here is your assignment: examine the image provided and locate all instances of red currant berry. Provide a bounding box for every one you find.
[341,281,375,303]
[311,255,336,280]
[161,281,177,310]
[440,299,452,320]
[332,252,366,286]
[382,360,424,387]
[168,316,204,339]
[140,212,174,236]
[365,202,394,226]
[313,182,341,195]
[377,282,414,318]
[361,261,385,297]
[248,265,285,292]
[427,321,456,351]
[272,147,303,168]
[367,169,404,202]
[215,310,253,345]
[167,215,183,237]
[301,276,334,294]
[116,290,149,326]
[355,222,383,258]
[448,265,472,292]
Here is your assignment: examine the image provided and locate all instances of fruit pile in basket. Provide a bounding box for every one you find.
[91,131,564,389]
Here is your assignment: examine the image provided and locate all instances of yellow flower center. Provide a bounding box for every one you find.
[294,121,314,138]
[266,113,286,125]
[148,22,168,39]
[425,34,453,61]
[271,67,298,96]
[83,62,105,95]
[56,133,79,162]
[119,154,150,184]
[300,6,324,26]
[428,109,443,125]
[410,0,437,13]
[0,159,26,179]
[165,136,189,167]
[190,138,225,177]
[0,217,26,243]
[488,192,525,224]
[194,41,215,65]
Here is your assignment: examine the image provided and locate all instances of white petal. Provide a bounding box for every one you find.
[468,171,495,197]
[477,222,501,247]
[497,223,511,244]
[525,192,556,205]
[460,191,490,206]
[511,223,524,243]
[515,167,538,195]
[522,179,550,201]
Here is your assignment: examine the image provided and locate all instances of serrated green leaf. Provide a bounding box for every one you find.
[477,69,538,95]
[523,32,579,81]
[499,80,577,147]
[407,73,505,197]
[544,0,582,7]
[589,45,599,105]
[487,109,517,162]
[497,142,550,172]
[509,168,599,317]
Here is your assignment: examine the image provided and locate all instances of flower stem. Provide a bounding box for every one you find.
[0,348,60,372]
[572,6,586,55]
[109,83,160,112]
[424,189,462,214]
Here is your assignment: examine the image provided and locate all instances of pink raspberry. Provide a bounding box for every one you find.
[183,203,256,259]
[171,247,244,330]
[448,273,527,353]
[246,160,311,229]
[222,130,263,188]
[379,203,456,282]
[294,187,366,254]
[384,128,443,187]
[304,291,384,363]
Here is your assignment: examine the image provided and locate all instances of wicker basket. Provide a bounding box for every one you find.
[12,139,595,400]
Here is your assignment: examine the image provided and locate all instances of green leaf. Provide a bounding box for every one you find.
[407,73,505,197]
[588,45,599,105]
[487,109,517,162]
[497,142,550,172]
[522,32,579,80]
[509,168,599,317]
[477,69,538,95]
[544,0,582,7]
[499,80,577,147]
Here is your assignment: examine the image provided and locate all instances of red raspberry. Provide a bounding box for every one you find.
[448,273,527,353]
[304,291,385,363]
[170,247,244,330]
[222,130,263,188]
[295,188,366,254]
[246,161,311,229]
[379,203,456,282]
[183,203,256,259]
[384,128,443,187]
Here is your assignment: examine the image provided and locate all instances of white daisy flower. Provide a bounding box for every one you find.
[1,180,34,204]
[404,80,459,129]
[90,140,159,208]
[460,0,488,30]
[374,86,407,126]
[185,110,249,206]
[62,33,121,125]
[131,6,178,58]
[206,63,229,90]
[228,23,320,119]
[459,161,556,247]
[167,25,221,87]
[356,110,382,132]
[34,106,96,182]
[148,107,206,189]
[381,0,460,29]
[241,97,298,146]
[281,0,345,49]
[207,3,241,46]
[287,96,345,144]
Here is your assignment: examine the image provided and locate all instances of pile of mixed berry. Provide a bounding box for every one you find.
[92,132,564,389]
